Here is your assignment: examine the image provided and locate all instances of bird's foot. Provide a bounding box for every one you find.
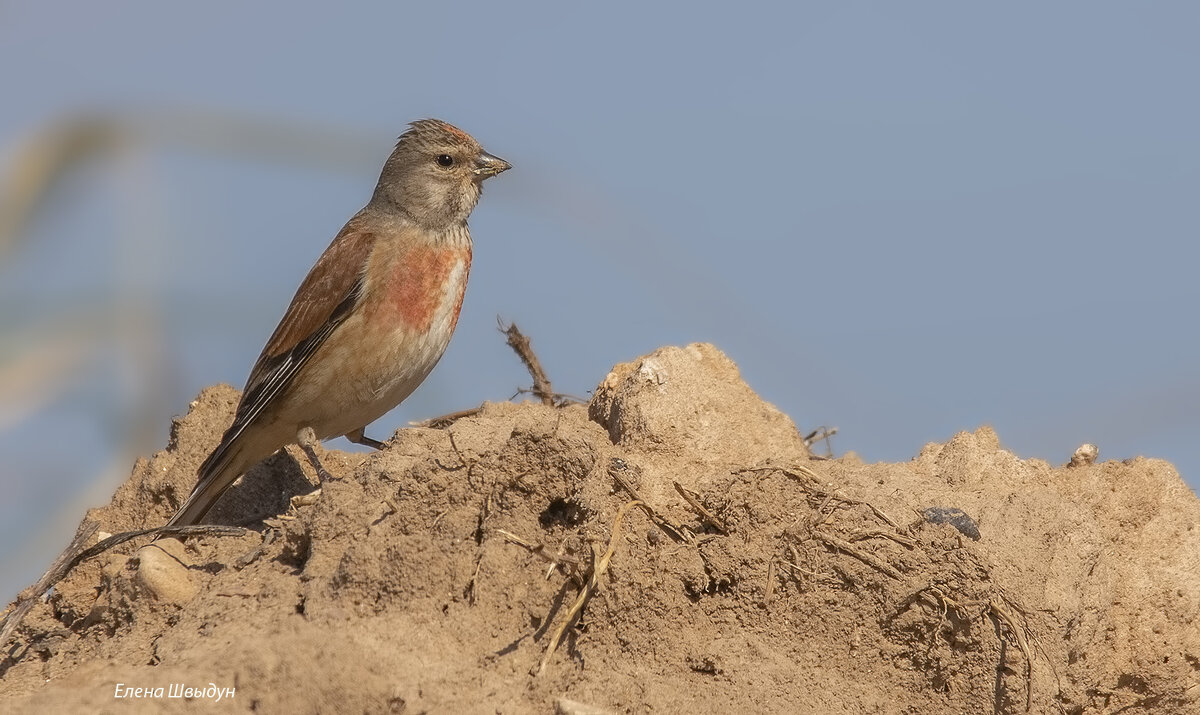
[297,427,336,483]
[346,427,386,451]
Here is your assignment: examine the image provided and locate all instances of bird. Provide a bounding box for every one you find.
[166,119,510,526]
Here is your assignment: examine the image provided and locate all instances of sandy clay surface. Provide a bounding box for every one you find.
[1,343,1197,713]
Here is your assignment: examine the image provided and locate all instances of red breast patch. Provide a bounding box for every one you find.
[384,247,470,332]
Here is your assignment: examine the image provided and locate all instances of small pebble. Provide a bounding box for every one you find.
[1069,443,1099,467]
[135,540,197,604]
[556,697,615,715]
[922,506,981,541]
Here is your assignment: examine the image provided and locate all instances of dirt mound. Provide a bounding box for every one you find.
[2,343,1197,713]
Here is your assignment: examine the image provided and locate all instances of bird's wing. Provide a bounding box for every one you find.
[168,220,377,526]
[192,222,376,485]
[233,222,377,437]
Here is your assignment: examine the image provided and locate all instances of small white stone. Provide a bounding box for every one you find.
[1069,443,1099,467]
[556,698,615,715]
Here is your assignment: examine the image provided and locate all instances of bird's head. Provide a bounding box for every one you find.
[371,119,511,229]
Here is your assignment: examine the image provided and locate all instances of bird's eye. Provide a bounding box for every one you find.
[436,154,454,167]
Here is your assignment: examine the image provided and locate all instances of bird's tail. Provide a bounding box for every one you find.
[166,429,259,527]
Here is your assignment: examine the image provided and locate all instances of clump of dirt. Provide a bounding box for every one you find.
[2,343,1197,713]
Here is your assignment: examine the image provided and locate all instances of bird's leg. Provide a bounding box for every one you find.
[297,427,336,484]
[345,427,386,451]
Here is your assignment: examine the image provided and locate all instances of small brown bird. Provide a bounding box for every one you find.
[167,119,510,526]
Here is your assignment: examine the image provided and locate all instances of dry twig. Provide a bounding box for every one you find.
[500,320,555,406]
[814,531,904,581]
[672,481,730,534]
[607,459,690,543]
[536,499,642,675]
[988,598,1035,712]
[496,529,583,577]
[802,426,838,457]
[418,321,576,428]
[777,542,837,591]
[848,529,917,548]
[907,587,1037,712]
[2,522,247,655]
[764,560,777,607]
[738,464,901,529]
[465,493,494,605]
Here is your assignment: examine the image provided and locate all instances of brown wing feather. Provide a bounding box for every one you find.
[170,220,377,525]
[240,219,377,413]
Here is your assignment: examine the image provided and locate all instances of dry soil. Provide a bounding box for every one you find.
[1,343,1197,714]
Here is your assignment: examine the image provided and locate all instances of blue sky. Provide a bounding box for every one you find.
[1,2,1197,600]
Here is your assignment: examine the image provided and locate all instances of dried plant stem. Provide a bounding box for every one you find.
[536,499,642,675]
[419,321,573,428]
[2,523,247,655]
[500,320,555,406]
[608,459,690,543]
[496,529,582,572]
[814,531,903,580]
[738,464,901,530]
[672,481,730,534]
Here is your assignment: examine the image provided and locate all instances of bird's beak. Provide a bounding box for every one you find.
[473,151,511,178]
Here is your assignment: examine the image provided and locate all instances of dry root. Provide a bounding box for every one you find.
[535,499,643,676]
